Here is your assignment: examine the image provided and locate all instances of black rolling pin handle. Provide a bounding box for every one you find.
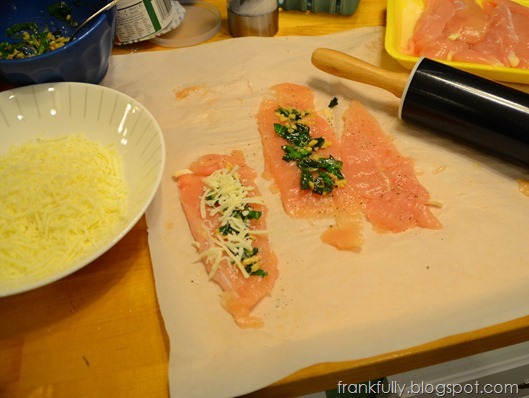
[312,48,529,168]
[401,58,529,168]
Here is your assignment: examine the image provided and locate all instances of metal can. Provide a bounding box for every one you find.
[114,0,181,44]
[227,0,279,37]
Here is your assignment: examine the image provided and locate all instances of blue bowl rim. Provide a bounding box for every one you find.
[0,6,116,65]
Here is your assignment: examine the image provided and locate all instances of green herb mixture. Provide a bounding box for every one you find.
[274,105,346,195]
[0,2,77,59]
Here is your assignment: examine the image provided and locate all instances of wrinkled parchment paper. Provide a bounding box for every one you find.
[102,27,529,398]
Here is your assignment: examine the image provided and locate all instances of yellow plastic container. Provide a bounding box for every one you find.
[385,0,529,84]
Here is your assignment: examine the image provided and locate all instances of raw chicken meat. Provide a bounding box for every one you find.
[257,83,365,251]
[341,101,442,232]
[176,150,278,328]
[408,0,529,69]
[257,83,441,246]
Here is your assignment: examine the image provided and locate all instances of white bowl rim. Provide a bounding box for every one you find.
[0,82,166,297]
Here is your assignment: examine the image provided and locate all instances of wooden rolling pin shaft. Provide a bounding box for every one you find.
[311,48,410,98]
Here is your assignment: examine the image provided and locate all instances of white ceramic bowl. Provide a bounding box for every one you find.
[0,82,165,296]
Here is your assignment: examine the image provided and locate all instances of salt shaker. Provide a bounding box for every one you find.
[227,0,279,37]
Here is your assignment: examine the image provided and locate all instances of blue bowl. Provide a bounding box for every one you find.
[0,0,116,87]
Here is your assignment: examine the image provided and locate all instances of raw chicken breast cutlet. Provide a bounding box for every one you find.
[257,83,441,248]
[176,150,278,328]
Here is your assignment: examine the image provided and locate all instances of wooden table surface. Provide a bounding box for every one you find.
[2,1,529,397]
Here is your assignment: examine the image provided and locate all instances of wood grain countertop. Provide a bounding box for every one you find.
[1,1,528,397]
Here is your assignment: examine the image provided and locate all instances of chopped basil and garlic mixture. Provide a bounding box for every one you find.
[0,2,77,59]
[0,23,70,59]
[274,107,346,195]
[199,165,269,279]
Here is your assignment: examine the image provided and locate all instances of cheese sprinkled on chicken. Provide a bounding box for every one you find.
[199,165,268,279]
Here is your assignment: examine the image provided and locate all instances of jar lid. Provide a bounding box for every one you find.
[150,0,221,47]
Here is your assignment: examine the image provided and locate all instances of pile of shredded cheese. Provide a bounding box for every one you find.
[198,165,267,279]
[0,134,129,284]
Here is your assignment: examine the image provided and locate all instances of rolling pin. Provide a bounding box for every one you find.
[311,48,529,168]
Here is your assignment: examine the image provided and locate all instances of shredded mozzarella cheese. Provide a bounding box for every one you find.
[0,134,129,284]
[199,165,266,279]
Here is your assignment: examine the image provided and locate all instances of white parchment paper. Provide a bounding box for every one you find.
[102,27,529,398]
